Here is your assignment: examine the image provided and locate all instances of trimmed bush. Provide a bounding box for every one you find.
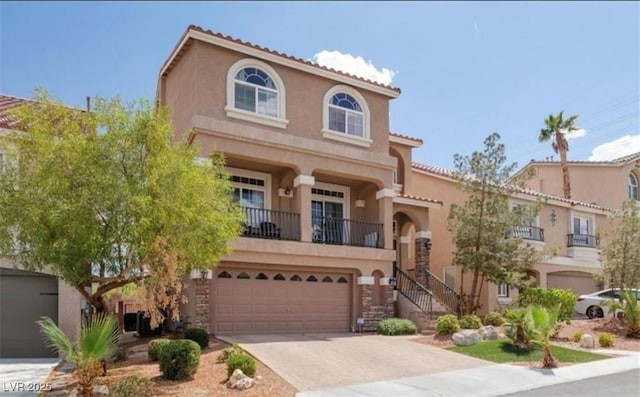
[227,354,257,378]
[518,288,577,322]
[598,332,614,348]
[112,375,154,397]
[147,338,171,362]
[158,339,201,380]
[484,311,505,326]
[216,343,244,363]
[460,314,482,329]
[571,330,584,343]
[376,318,418,335]
[436,314,460,335]
[185,327,210,349]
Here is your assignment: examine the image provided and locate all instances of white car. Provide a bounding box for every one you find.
[575,288,640,319]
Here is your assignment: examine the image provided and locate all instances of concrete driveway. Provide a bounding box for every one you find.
[0,358,59,396]
[220,333,490,392]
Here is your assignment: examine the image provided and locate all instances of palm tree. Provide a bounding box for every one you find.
[620,287,640,337]
[528,305,560,368]
[539,111,579,199]
[38,314,119,397]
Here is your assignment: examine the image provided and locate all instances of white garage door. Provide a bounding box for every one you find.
[547,271,600,296]
[213,268,351,334]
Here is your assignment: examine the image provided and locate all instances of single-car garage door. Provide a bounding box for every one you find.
[0,268,58,358]
[547,271,600,296]
[213,268,351,334]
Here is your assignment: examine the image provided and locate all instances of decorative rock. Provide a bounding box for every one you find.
[478,326,499,340]
[94,385,109,396]
[498,333,507,339]
[233,377,255,390]
[227,368,255,390]
[452,329,481,346]
[580,334,595,349]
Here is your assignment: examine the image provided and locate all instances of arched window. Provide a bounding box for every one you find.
[322,85,371,147]
[218,271,232,279]
[630,173,638,200]
[226,59,288,129]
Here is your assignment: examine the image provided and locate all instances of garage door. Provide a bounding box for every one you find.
[213,268,351,334]
[0,268,58,358]
[547,271,600,296]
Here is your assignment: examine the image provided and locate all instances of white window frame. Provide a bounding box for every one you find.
[227,167,271,210]
[497,283,509,298]
[630,173,639,201]
[571,213,594,236]
[321,85,372,148]
[311,182,351,244]
[225,58,289,129]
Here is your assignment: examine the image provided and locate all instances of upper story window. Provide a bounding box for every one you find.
[322,85,372,148]
[630,173,638,200]
[226,59,288,129]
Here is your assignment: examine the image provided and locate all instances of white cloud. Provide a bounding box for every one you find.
[588,134,640,161]
[312,50,396,86]
[564,128,587,140]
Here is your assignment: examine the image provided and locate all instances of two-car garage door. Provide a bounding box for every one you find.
[213,268,351,334]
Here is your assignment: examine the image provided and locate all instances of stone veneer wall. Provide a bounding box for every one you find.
[414,237,431,288]
[194,279,210,332]
[361,284,395,332]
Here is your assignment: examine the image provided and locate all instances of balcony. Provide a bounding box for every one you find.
[511,226,545,242]
[312,216,384,248]
[242,208,301,241]
[567,234,597,248]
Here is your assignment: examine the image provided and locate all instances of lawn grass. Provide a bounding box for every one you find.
[447,340,609,364]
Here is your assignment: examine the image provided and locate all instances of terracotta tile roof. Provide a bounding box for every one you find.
[396,193,442,205]
[161,25,401,94]
[411,161,611,211]
[527,151,640,165]
[389,132,423,144]
[0,94,33,129]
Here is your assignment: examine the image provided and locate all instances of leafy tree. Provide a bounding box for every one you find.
[0,90,244,326]
[538,111,579,199]
[447,133,542,314]
[598,199,640,290]
[38,314,119,397]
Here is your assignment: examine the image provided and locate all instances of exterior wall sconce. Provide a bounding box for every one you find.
[550,209,557,227]
[388,278,397,288]
[278,187,293,198]
[424,238,432,250]
[284,186,291,195]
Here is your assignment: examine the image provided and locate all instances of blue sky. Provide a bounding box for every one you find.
[2,1,638,170]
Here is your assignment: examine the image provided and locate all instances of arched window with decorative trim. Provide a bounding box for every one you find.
[321,85,371,147]
[630,173,639,200]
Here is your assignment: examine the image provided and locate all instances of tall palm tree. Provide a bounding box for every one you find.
[38,314,119,397]
[539,111,579,199]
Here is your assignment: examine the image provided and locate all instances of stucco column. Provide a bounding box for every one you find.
[294,175,315,242]
[399,235,410,272]
[376,188,395,249]
[415,230,432,288]
[538,271,548,288]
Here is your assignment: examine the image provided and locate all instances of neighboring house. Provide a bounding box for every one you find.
[0,94,83,358]
[157,26,444,334]
[513,152,640,209]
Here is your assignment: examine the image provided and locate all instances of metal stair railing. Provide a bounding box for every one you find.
[423,269,460,314]
[394,267,434,318]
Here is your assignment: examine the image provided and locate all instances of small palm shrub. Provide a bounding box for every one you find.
[571,330,584,343]
[158,340,201,380]
[216,343,244,363]
[148,338,171,362]
[185,327,210,349]
[227,354,257,378]
[504,308,534,347]
[112,375,154,397]
[483,311,505,326]
[620,288,640,337]
[459,314,482,329]
[376,318,418,335]
[435,314,460,335]
[598,332,615,348]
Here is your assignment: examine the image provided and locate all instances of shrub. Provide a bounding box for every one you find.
[459,314,482,329]
[436,314,460,335]
[185,327,210,349]
[483,311,505,326]
[112,375,154,397]
[158,340,201,380]
[216,343,244,363]
[571,330,584,343]
[518,288,577,322]
[113,344,130,362]
[376,318,418,335]
[227,354,256,379]
[598,332,615,348]
[504,308,534,346]
[147,338,171,362]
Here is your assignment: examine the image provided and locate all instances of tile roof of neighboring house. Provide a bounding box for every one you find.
[526,151,640,165]
[411,161,611,211]
[396,193,443,205]
[0,94,32,129]
[389,132,423,144]
[160,25,401,94]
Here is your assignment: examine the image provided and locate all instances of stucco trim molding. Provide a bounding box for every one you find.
[376,188,396,200]
[224,107,289,129]
[415,231,432,239]
[379,277,391,286]
[389,134,422,148]
[321,129,373,148]
[357,276,375,285]
[294,175,315,187]
[393,196,442,209]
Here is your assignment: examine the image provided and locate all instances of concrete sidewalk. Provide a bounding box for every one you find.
[297,354,640,397]
[0,358,59,397]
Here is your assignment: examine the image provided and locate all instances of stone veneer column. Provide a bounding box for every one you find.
[294,175,315,242]
[380,278,396,318]
[194,279,210,332]
[414,231,432,288]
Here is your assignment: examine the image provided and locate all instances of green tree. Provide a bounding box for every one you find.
[0,90,244,325]
[598,199,640,290]
[527,305,560,368]
[538,111,580,199]
[38,314,119,397]
[447,133,542,314]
